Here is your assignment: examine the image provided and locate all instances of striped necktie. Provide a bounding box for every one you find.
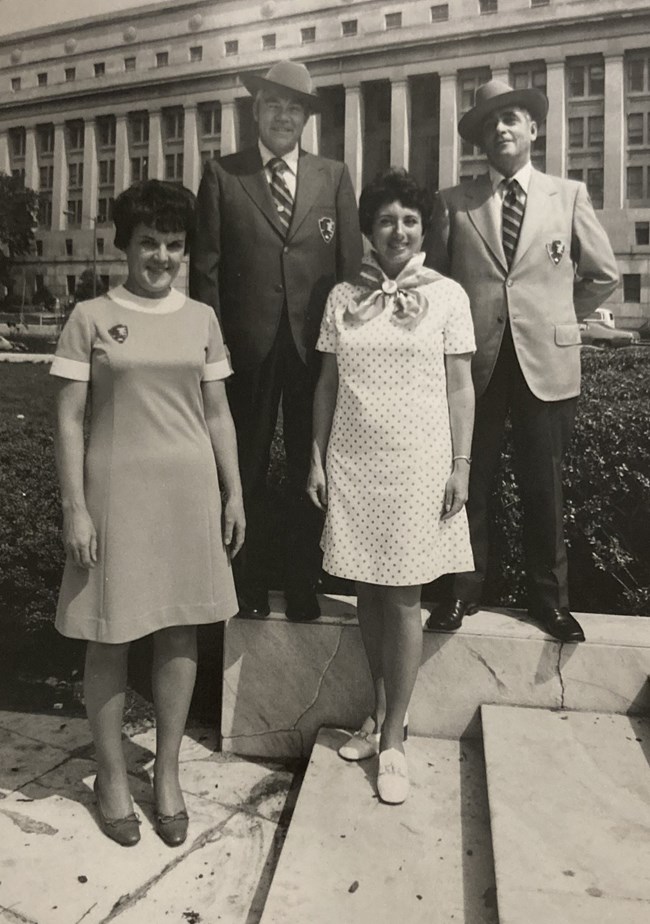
[502,177,526,268]
[268,157,294,234]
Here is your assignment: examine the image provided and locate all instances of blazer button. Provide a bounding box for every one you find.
[274,284,284,293]
[283,246,290,254]
[496,316,504,323]
[506,279,513,287]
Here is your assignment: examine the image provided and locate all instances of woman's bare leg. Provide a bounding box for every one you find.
[355,581,386,732]
[379,585,422,753]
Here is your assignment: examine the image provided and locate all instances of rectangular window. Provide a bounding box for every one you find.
[35,240,43,256]
[99,159,115,186]
[37,72,48,87]
[225,40,238,56]
[163,109,184,140]
[568,117,583,149]
[201,105,221,137]
[130,112,149,145]
[262,34,276,50]
[97,197,114,224]
[66,121,84,151]
[189,46,203,62]
[588,63,604,96]
[627,57,646,93]
[67,275,76,295]
[531,0,549,6]
[342,20,358,36]
[66,199,83,226]
[479,0,498,12]
[156,52,169,68]
[131,156,149,182]
[623,274,641,302]
[430,5,449,21]
[97,116,116,148]
[101,275,110,292]
[11,77,20,91]
[68,162,84,188]
[301,27,316,44]
[65,238,73,256]
[124,56,136,71]
[9,127,26,157]
[65,67,76,82]
[385,12,402,29]
[37,125,54,154]
[39,198,52,228]
[96,238,105,256]
[39,165,54,190]
[567,66,585,98]
[587,115,604,147]
[164,152,184,181]
[94,62,105,77]
[627,165,644,200]
[635,222,650,245]
[628,112,644,145]
[567,167,583,182]
[587,168,603,209]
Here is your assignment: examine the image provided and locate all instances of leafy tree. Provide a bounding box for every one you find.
[0,173,39,288]
[73,268,108,303]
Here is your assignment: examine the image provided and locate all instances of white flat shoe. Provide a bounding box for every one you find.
[377,748,409,804]
[338,716,380,761]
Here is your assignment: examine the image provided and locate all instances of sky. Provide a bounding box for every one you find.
[0,0,157,37]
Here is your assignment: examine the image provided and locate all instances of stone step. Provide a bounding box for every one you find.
[481,705,650,923]
[259,727,498,924]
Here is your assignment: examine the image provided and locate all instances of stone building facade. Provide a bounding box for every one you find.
[0,0,649,323]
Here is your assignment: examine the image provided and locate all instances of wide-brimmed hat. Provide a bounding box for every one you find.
[458,79,548,146]
[241,59,321,112]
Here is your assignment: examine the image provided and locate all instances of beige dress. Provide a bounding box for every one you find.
[50,285,238,642]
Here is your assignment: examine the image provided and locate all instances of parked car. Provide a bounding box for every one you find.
[580,313,641,347]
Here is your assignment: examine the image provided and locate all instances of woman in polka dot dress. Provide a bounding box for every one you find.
[307,169,475,804]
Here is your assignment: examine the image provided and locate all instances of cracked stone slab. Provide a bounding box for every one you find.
[260,727,498,924]
[482,705,650,924]
[0,713,92,754]
[0,722,298,924]
[0,726,82,796]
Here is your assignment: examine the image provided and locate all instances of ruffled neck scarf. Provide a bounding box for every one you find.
[344,252,441,330]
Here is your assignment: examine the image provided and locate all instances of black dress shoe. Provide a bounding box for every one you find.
[285,589,320,622]
[237,588,270,619]
[155,808,189,847]
[425,598,478,632]
[93,778,141,847]
[532,606,585,643]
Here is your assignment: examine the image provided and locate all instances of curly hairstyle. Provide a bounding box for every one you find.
[358,167,432,237]
[113,180,196,252]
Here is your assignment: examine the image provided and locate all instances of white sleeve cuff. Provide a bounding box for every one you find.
[202,357,233,381]
[49,356,90,381]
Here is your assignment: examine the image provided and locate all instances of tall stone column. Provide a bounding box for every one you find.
[603,54,625,209]
[25,126,39,190]
[114,114,130,195]
[438,73,458,188]
[148,110,164,179]
[302,112,320,155]
[82,118,98,226]
[183,104,201,192]
[51,122,67,231]
[344,82,364,196]
[220,100,237,156]
[0,132,10,174]
[545,60,566,178]
[390,78,410,169]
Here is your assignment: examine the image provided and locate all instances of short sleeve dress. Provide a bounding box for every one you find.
[316,256,476,586]
[50,285,239,643]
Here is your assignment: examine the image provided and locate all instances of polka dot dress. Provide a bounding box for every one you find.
[317,271,476,586]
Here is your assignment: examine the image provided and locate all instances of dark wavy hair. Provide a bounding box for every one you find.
[358,167,432,237]
[113,180,196,252]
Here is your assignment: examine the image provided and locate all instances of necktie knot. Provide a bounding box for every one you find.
[504,177,521,204]
[269,157,287,176]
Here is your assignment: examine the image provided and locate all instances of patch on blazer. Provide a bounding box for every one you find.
[108,324,129,343]
[546,240,566,266]
[319,217,335,244]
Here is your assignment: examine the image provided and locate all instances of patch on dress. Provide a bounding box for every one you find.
[546,240,566,265]
[319,217,335,244]
[108,324,128,343]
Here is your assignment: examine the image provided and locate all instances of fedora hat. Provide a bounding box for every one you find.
[241,59,321,112]
[458,79,548,146]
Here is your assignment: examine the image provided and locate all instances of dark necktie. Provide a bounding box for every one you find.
[268,157,294,234]
[502,177,526,268]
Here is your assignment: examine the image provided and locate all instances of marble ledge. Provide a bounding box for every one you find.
[222,595,650,759]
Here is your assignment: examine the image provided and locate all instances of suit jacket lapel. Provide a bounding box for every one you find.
[237,147,285,236]
[514,169,556,266]
[288,152,325,240]
[466,174,507,272]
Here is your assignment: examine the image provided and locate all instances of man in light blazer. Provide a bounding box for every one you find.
[425,79,618,642]
[190,60,362,621]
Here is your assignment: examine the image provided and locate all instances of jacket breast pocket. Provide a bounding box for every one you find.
[555,323,582,346]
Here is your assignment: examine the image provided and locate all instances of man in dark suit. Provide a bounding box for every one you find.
[190,60,362,621]
[425,79,618,642]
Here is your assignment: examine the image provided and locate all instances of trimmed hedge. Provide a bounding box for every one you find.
[0,348,648,640]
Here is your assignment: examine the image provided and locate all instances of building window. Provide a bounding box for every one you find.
[96,238,105,256]
[68,162,84,188]
[342,19,357,36]
[65,238,73,256]
[627,112,644,146]
[129,112,149,145]
[9,127,26,157]
[156,52,169,68]
[37,124,54,154]
[66,199,83,226]
[97,116,116,148]
[35,240,43,256]
[623,274,641,303]
[39,198,53,228]
[225,40,238,56]
[65,67,76,82]
[165,152,184,181]
[568,117,583,149]
[200,104,221,137]
[479,0,498,12]
[99,159,115,186]
[567,60,604,98]
[124,56,136,71]
[262,34,276,50]
[66,121,84,151]
[385,12,402,29]
[97,197,114,224]
[627,53,649,93]
[11,77,20,91]
[587,116,604,148]
[12,168,26,183]
[100,275,110,291]
[430,5,449,21]
[39,165,54,190]
[189,46,203,62]
[531,0,549,6]
[94,62,105,77]
[586,168,603,209]
[37,72,48,86]
[163,109,184,140]
[301,27,316,44]
[131,156,149,182]
[627,165,644,200]
[635,221,650,245]
[67,275,76,295]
